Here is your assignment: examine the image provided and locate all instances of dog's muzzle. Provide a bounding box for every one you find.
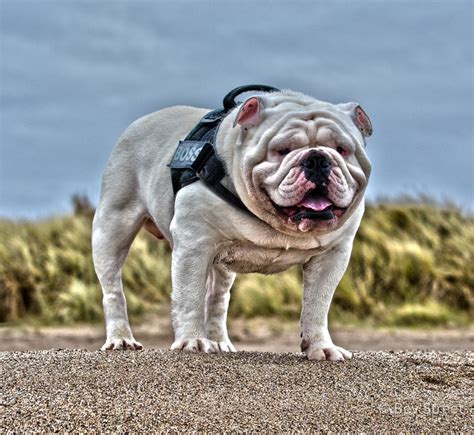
[271,151,350,223]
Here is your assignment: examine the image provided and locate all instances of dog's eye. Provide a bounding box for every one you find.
[278,148,291,156]
[336,146,348,157]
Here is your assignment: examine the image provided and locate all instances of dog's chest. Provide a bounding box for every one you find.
[214,241,322,274]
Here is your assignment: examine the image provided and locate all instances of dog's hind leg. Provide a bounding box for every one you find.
[205,265,237,352]
[92,199,145,351]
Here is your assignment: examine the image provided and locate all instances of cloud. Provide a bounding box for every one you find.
[0,0,472,217]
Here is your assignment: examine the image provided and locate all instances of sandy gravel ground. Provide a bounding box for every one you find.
[0,349,472,432]
[1,319,473,352]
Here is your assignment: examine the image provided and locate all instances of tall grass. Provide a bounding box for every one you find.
[0,201,472,327]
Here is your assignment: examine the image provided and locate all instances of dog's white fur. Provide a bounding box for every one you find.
[92,90,371,361]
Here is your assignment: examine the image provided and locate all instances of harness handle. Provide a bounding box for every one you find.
[222,84,281,111]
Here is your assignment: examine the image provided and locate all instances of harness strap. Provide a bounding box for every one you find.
[168,84,280,215]
[169,138,250,214]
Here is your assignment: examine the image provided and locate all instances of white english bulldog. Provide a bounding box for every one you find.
[92,87,372,361]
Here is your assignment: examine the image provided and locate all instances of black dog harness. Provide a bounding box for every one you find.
[168,85,280,214]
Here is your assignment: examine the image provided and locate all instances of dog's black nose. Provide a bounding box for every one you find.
[301,152,331,172]
[301,152,331,194]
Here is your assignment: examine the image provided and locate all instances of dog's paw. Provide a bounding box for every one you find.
[171,337,230,353]
[206,333,237,352]
[101,337,143,351]
[302,339,352,362]
[216,339,237,353]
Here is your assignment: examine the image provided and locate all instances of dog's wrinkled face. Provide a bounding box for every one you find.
[226,90,372,235]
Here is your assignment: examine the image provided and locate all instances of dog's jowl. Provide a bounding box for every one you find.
[92,85,372,361]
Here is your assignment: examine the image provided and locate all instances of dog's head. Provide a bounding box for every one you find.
[221,90,372,235]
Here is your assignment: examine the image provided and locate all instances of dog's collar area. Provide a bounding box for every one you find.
[168,85,280,215]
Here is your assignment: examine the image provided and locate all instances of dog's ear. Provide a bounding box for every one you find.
[233,96,264,128]
[339,102,373,137]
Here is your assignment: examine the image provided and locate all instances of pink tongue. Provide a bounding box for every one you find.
[298,194,332,211]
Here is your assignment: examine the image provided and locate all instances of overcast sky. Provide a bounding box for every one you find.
[1,0,472,218]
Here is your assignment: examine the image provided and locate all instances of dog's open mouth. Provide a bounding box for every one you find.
[271,189,347,222]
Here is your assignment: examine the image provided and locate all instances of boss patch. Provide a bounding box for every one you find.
[169,141,204,169]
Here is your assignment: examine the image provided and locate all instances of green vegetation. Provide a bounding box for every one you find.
[0,200,472,327]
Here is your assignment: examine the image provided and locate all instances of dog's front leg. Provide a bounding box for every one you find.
[205,264,237,352]
[169,229,221,353]
[300,239,354,362]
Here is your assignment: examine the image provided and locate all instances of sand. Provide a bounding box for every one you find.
[1,349,472,432]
